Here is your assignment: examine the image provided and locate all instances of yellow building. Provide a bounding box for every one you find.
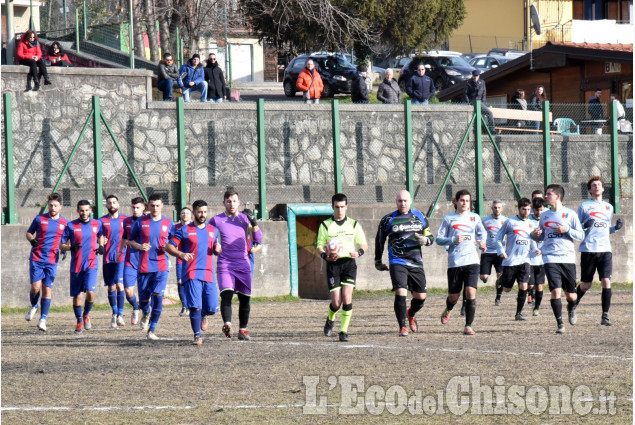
[448,0,576,53]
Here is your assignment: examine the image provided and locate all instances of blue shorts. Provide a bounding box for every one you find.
[123,265,138,289]
[103,262,124,287]
[185,279,220,314]
[70,268,98,297]
[137,271,169,299]
[29,261,58,288]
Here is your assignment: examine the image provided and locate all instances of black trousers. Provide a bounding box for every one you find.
[19,59,49,81]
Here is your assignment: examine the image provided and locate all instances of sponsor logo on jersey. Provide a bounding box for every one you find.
[452,224,474,233]
[104,222,111,226]
[487,226,500,233]
[590,211,610,222]
[513,229,530,238]
[392,223,424,233]
[544,221,561,229]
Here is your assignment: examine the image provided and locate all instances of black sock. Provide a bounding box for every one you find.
[516,289,527,314]
[464,298,476,327]
[410,298,425,316]
[575,285,586,306]
[601,288,612,314]
[496,284,504,299]
[567,298,576,313]
[551,298,563,325]
[220,290,233,323]
[237,293,251,329]
[446,297,458,311]
[535,290,543,310]
[394,295,407,328]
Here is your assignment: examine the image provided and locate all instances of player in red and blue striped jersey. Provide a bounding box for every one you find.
[99,195,128,328]
[119,197,145,325]
[175,207,192,317]
[25,193,69,332]
[127,193,175,340]
[167,200,221,345]
[60,200,104,334]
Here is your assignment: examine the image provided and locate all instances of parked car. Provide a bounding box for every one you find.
[486,48,527,59]
[461,52,484,62]
[397,55,476,92]
[283,54,357,98]
[468,55,513,72]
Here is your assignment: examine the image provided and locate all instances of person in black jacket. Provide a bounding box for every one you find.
[205,53,227,103]
[463,70,495,133]
[351,64,369,104]
[406,64,435,104]
[157,52,179,101]
[377,69,401,104]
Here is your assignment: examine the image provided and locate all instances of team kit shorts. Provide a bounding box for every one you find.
[29,261,58,288]
[123,266,139,289]
[137,270,169,299]
[528,265,545,286]
[447,264,479,294]
[217,260,253,296]
[480,253,503,276]
[544,263,577,293]
[500,263,531,289]
[185,279,220,314]
[70,268,98,297]
[326,258,357,291]
[580,252,612,282]
[389,263,426,293]
[103,262,124,287]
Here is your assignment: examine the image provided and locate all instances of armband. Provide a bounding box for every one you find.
[357,248,365,257]
[321,252,327,260]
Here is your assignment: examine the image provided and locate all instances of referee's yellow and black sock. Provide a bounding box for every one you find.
[328,304,339,321]
[409,298,425,316]
[394,295,407,328]
[340,303,352,333]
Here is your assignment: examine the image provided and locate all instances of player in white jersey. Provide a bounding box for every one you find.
[574,176,623,325]
[530,184,584,334]
[495,198,539,321]
[528,197,547,316]
[436,190,486,335]
[481,200,508,306]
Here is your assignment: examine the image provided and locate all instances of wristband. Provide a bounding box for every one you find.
[357,248,364,257]
[321,252,327,260]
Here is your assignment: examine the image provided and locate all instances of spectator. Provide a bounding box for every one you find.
[463,70,495,133]
[406,64,435,104]
[45,42,72,67]
[609,93,626,120]
[351,64,369,104]
[529,85,547,132]
[509,88,528,132]
[17,30,51,92]
[157,52,179,101]
[588,89,604,134]
[377,69,401,104]
[179,54,208,102]
[204,53,226,103]
[296,59,324,104]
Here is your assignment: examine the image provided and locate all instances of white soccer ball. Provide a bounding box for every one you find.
[324,239,344,257]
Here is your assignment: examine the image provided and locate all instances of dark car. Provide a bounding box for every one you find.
[397,55,476,92]
[283,54,357,98]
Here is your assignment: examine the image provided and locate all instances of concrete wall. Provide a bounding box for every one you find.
[1,202,631,307]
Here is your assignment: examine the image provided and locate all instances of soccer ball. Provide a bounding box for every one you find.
[324,239,344,258]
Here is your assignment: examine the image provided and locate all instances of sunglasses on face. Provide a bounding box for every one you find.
[166,58,174,62]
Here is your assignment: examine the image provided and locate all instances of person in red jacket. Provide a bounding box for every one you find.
[296,59,324,104]
[16,30,51,91]
[45,42,72,67]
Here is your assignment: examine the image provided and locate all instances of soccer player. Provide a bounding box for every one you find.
[530,184,584,334]
[166,200,221,345]
[480,200,507,306]
[531,190,544,200]
[99,195,128,328]
[209,190,263,341]
[528,197,547,316]
[175,206,192,317]
[60,200,104,334]
[375,190,434,337]
[495,198,539,321]
[436,189,486,335]
[574,176,623,325]
[317,193,368,342]
[119,197,145,325]
[25,192,69,331]
[127,194,175,340]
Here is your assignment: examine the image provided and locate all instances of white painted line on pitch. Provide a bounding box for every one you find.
[251,340,632,362]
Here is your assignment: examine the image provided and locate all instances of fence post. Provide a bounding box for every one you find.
[175,27,181,68]
[610,101,620,214]
[3,94,18,224]
[92,96,103,217]
[542,100,551,190]
[128,0,134,69]
[83,0,87,40]
[75,10,80,53]
[332,99,342,194]
[474,101,484,216]
[176,98,187,219]
[404,99,413,194]
[257,98,268,219]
